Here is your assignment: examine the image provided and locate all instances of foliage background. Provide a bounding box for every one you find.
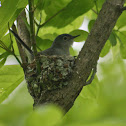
[0,0,126,125]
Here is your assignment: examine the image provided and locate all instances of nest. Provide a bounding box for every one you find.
[25,55,75,99]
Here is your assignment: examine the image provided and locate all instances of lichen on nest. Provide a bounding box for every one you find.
[25,55,76,98]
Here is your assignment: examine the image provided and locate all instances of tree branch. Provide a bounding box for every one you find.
[35,0,124,112]
[17,10,32,63]
[12,24,27,64]
[121,6,126,11]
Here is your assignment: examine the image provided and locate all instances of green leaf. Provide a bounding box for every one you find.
[109,32,117,46]
[0,58,6,68]
[25,105,63,126]
[43,0,72,16]
[63,59,126,125]
[0,52,10,68]
[0,65,24,103]
[0,33,19,55]
[69,29,88,42]
[44,0,94,28]
[116,11,126,29]
[96,0,105,9]
[5,82,33,107]
[70,47,78,56]
[120,44,126,59]
[81,76,99,100]
[0,34,11,53]
[100,40,111,57]
[0,52,9,59]
[38,14,85,39]
[34,0,72,24]
[0,104,31,126]
[117,31,126,59]
[88,19,95,32]
[0,0,27,38]
[36,36,53,51]
[36,0,94,40]
[17,0,27,8]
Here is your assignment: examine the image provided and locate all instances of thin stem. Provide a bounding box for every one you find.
[9,29,33,55]
[0,45,6,50]
[29,0,37,56]
[0,40,10,52]
[85,66,97,85]
[0,40,22,66]
[13,54,22,66]
[115,34,123,45]
[28,0,41,73]
[36,12,42,36]
[94,0,99,14]
[25,7,29,13]
[36,45,42,51]
[91,8,98,15]
[12,23,27,64]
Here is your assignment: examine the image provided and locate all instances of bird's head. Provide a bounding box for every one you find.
[52,34,80,48]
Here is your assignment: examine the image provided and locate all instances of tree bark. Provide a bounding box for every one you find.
[17,10,32,63]
[34,0,124,112]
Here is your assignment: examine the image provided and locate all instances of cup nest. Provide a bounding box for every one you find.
[25,55,76,99]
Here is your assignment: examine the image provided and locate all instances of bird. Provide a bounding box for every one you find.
[9,29,79,56]
[38,34,79,56]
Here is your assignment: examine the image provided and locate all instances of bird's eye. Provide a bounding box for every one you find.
[63,36,68,40]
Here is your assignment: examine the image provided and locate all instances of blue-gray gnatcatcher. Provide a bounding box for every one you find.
[39,34,79,56]
[9,29,79,56]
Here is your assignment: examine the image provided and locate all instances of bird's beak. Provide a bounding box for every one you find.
[72,35,80,39]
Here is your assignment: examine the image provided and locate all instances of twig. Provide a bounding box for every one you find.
[0,45,5,50]
[121,6,126,11]
[13,54,22,66]
[94,0,99,14]
[36,45,42,51]
[8,24,22,66]
[36,12,42,36]
[25,7,29,13]
[0,40,10,52]
[9,29,33,55]
[91,8,98,15]
[12,23,28,64]
[85,65,97,85]
[0,40,22,66]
